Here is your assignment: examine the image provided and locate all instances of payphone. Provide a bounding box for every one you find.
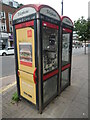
[12,4,61,113]
[60,16,73,91]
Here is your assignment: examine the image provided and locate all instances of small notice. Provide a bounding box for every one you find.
[27,30,32,38]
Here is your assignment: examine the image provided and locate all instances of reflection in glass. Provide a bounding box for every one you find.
[43,75,57,103]
[61,68,69,88]
[42,26,58,74]
[62,31,70,66]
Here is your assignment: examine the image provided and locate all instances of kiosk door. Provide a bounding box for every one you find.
[42,21,59,105]
[15,21,36,104]
[61,28,72,90]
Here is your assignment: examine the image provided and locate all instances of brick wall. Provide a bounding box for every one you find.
[1,3,17,33]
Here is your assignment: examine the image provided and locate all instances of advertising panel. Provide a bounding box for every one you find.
[16,26,35,74]
[19,43,32,67]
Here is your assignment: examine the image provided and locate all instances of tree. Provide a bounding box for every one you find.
[74,16,88,54]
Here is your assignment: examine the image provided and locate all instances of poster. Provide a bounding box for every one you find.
[19,42,32,67]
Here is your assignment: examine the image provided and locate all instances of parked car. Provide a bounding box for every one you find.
[0,47,14,56]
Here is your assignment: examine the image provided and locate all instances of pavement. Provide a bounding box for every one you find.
[0,75,16,89]
[1,53,88,118]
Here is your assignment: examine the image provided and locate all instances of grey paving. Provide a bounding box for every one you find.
[2,53,88,118]
[1,75,16,89]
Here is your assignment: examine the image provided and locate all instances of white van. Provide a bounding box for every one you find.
[0,47,14,56]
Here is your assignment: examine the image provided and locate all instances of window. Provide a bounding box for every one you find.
[9,2,13,7]
[0,12,1,19]
[8,13,12,21]
[8,48,14,50]
[9,13,13,32]
[1,23,6,32]
[1,11,5,19]
[0,21,1,31]
[62,31,71,66]
[42,25,58,74]
[9,26,13,33]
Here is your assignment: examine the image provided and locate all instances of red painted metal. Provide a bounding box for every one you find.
[20,61,32,67]
[63,28,72,33]
[33,68,37,84]
[62,64,70,71]
[42,21,59,29]
[43,69,59,81]
[15,21,34,29]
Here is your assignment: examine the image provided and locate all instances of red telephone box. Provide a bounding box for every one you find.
[12,4,61,113]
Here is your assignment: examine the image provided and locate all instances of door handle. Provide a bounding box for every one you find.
[33,68,37,84]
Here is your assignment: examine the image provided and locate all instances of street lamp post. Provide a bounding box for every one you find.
[61,0,63,15]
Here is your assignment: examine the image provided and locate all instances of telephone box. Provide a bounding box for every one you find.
[12,4,61,113]
[60,16,73,91]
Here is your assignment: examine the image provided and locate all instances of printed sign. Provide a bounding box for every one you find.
[27,30,32,38]
[62,18,73,26]
[19,43,32,67]
[40,7,60,21]
[13,7,36,20]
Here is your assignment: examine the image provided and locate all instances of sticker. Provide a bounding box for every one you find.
[27,30,32,38]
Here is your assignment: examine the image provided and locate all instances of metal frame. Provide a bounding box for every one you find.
[13,26,20,97]
[36,12,43,113]
[34,19,39,109]
[13,4,62,113]
[60,21,73,92]
[13,17,42,110]
[40,18,60,110]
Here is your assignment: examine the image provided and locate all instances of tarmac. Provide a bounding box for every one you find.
[1,53,88,118]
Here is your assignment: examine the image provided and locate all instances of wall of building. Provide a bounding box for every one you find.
[1,3,16,33]
[2,0,19,8]
[88,1,90,19]
[0,2,18,49]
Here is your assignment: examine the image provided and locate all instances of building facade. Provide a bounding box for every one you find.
[2,0,19,8]
[0,0,19,50]
[88,1,90,39]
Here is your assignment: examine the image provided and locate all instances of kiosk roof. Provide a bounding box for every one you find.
[12,4,61,21]
[61,16,73,27]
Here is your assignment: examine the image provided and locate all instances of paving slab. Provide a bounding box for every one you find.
[1,54,88,118]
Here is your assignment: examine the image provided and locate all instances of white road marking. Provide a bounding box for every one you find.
[0,81,16,93]
[0,74,15,80]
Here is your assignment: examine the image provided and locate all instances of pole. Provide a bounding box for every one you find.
[37,13,42,114]
[61,0,63,15]
[84,40,86,54]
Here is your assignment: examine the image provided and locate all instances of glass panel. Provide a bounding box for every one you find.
[43,75,57,104]
[42,25,58,74]
[61,69,69,89]
[62,31,70,66]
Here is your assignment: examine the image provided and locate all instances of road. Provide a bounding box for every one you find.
[0,55,15,78]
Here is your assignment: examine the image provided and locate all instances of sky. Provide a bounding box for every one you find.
[15,0,89,22]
